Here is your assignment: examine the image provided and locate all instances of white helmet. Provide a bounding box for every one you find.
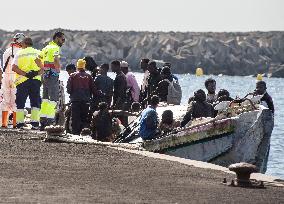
[13,33,25,43]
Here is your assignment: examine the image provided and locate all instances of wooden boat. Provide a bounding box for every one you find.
[115,100,274,173]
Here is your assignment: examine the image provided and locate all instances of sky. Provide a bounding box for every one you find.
[1,0,284,32]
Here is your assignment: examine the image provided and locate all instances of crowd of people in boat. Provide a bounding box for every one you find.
[137,78,274,141]
[0,31,274,142]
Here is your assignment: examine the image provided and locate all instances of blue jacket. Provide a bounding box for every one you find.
[139,106,159,140]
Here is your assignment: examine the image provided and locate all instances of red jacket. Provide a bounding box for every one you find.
[67,70,96,102]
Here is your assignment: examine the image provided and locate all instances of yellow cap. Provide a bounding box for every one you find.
[77,59,86,69]
[196,67,204,76]
[256,74,263,81]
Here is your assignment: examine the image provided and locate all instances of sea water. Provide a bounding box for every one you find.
[59,71,284,179]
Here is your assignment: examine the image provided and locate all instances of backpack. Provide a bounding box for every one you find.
[164,79,182,105]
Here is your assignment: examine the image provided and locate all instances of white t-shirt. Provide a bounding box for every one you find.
[11,53,19,66]
[141,70,150,92]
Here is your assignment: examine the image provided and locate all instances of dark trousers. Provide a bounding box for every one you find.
[16,79,41,126]
[71,101,90,135]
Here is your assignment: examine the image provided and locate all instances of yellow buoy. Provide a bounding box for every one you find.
[256,74,263,81]
[196,68,204,76]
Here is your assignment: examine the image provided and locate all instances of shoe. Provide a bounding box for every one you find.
[31,126,39,130]
[16,123,25,129]
[39,125,46,131]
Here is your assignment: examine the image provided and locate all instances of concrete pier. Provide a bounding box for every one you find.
[0,130,283,203]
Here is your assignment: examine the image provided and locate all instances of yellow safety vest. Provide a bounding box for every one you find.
[15,47,41,86]
[40,41,60,68]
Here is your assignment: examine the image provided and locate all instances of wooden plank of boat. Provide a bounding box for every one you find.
[142,118,235,152]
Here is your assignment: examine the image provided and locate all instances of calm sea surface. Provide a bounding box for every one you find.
[60,71,284,179]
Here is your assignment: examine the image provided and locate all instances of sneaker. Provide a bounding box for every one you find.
[39,125,46,131]
[16,123,25,129]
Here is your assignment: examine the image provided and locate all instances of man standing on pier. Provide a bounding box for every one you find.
[139,58,150,107]
[147,61,161,98]
[67,59,96,135]
[121,61,140,104]
[12,37,43,129]
[93,63,113,110]
[111,60,127,110]
[38,31,65,129]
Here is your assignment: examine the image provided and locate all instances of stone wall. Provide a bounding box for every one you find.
[1,29,284,77]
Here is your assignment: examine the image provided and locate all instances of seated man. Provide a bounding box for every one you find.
[91,102,113,142]
[254,80,274,113]
[214,89,234,106]
[159,110,180,134]
[139,95,160,140]
[216,89,233,102]
[181,89,214,127]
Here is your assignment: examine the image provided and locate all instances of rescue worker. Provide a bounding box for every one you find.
[2,33,25,82]
[67,59,97,135]
[38,31,65,129]
[11,37,43,129]
[1,33,25,127]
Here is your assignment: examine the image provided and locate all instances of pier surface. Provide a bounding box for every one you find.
[0,130,283,203]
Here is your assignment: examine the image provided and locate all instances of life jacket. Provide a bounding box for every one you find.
[14,47,41,86]
[40,41,60,77]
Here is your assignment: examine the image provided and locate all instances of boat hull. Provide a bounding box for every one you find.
[141,106,274,173]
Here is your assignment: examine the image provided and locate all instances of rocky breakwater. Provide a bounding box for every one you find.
[0,29,284,77]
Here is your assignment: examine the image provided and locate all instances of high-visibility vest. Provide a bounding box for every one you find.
[40,41,60,69]
[15,47,41,86]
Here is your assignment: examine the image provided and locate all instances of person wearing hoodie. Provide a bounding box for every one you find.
[67,59,97,135]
